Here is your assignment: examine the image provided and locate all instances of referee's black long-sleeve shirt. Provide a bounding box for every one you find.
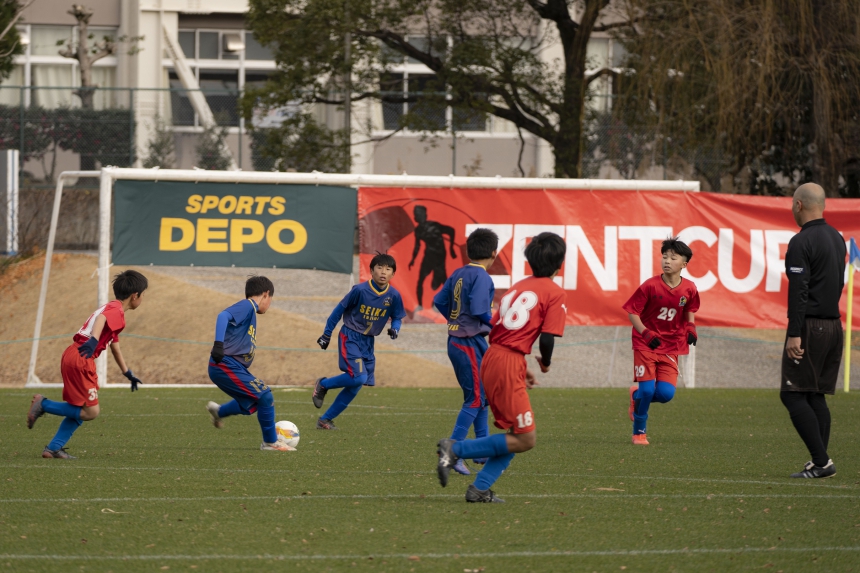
[784,218,846,337]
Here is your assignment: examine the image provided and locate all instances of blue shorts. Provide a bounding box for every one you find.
[208,355,270,413]
[447,335,488,408]
[338,326,376,386]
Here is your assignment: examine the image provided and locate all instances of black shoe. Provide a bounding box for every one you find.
[42,446,77,460]
[316,418,338,430]
[312,378,327,409]
[465,484,505,503]
[436,438,458,488]
[27,394,45,429]
[790,459,835,478]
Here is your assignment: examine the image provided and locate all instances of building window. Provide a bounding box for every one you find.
[166,31,277,129]
[0,25,119,109]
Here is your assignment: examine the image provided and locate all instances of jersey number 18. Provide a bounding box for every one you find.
[498,290,538,331]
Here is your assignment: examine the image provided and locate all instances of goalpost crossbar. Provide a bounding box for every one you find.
[25,167,700,389]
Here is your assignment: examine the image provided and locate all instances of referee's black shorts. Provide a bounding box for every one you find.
[781,317,843,395]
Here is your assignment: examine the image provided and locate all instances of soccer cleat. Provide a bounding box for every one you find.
[42,446,77,460]
[316,418,338,430]
[628,385,638,421]
[312,378,328,409]
[465,484,505,503]
[27,394,45,429]
[260,441,296,452]
[452,459,471,475]
[632,433,649,446]
[791,459,835,479]
[473,457,488,465]
[436,438,458,488]
[206,401,223,429]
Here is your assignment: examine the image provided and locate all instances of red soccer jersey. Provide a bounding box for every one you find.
[489,276,567,355]
[72,300,126,358]
[622,275,700,355]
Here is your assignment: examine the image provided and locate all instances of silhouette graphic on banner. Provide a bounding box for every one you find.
[407,205,457,309]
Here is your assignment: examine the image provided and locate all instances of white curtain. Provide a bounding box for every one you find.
[30,26,73,56]
[32,65,74,109]
[0,66,24,105]
[92,67,116,110]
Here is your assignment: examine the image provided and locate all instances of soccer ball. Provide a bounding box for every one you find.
[275,420,300,449]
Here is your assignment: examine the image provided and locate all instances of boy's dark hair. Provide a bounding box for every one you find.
[661,236,693,262]
[467,228,499,261]
[113,270,148,300]
[369,252,397,272]
[246,275,274,298]
[525,232,566,278]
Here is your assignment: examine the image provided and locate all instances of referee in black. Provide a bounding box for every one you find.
[781,182,846,479]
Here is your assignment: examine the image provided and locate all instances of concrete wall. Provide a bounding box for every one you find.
[21,0,121,26]
[371,134,542,178]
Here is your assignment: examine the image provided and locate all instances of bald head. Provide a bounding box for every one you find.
[794,183,825,209]
[791,182,825,227]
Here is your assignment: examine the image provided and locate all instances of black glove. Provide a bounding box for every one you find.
[317,334,331,350]
[686,324,698,346]
[641,329,662,350]
[77,337,98,359]
[210,341,225,363]
[387,328,399,340]
[124,369,142,392]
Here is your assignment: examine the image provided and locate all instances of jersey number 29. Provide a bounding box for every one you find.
[498,290,538,330]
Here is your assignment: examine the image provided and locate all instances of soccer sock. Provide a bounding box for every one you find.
[256,403,278,444]
[473,406,489,439]
[41,399,82,423]
[633,380,655,435]
[450,407,479,441]
[807,393,831,452]
[47,416,82,451]
[322,372,361,390]
[218,400,244,418]
[452,433,509,460]
[780,391,829,467]
[473,452,515,491]
[322,384,361,420]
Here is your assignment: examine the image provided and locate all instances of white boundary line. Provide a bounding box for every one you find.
[0,464,856,490]
[1,546,858,561]
[1,492,857,504]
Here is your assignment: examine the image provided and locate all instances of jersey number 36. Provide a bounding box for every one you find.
[498,290,538,331]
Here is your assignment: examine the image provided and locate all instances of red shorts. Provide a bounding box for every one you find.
[633,349,679,385]
[60,344,99,407]
[480,345,535,434]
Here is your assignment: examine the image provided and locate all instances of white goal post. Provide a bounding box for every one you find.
[26,167,699,389]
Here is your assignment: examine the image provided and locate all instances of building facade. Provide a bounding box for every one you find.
[3,0,627,178]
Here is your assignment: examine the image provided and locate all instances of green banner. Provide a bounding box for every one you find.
[113,181,356,273]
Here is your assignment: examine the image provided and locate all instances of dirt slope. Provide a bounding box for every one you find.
[0,254,456,388]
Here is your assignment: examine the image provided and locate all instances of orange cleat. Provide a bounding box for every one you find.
[628,385,638,421]
[632,433,649,446]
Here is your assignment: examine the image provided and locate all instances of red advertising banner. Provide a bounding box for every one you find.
[358,187,860,329]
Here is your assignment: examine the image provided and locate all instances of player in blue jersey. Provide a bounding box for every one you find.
[433,229,499,476]
[313,253,406,429]
[205,276,294,451]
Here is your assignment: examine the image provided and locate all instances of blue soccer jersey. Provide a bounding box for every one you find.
[220,299,258,368]
[324,281,406,337]
[433,263,494,338]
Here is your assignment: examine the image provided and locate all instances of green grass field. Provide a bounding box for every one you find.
[2,387,859,572]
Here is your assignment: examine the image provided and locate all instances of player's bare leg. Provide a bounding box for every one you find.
[79,404,100,421]
[504,430,536,453]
